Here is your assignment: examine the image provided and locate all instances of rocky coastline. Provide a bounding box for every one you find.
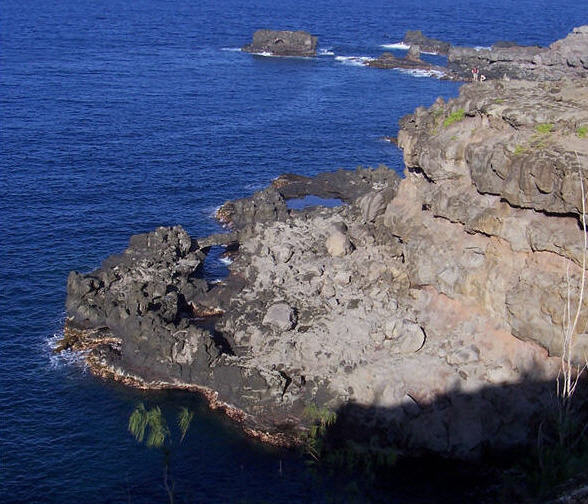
[367,45,446,75]
[369,26,587,82]
[59,28,588,500]
[237,27,588,84]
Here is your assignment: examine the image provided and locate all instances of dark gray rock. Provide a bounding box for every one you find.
[242,29,318,57]
[217,166,400,229]
[66,226,207,328]
[216,186,289,229]
[403,30,451,55]
[367,51,444,74]
[448,44,546,81]
[274,166,398,203]
[492,40,531,49]
[63,168,400,445]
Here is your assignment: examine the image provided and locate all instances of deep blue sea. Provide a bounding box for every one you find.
[1,0,586,502]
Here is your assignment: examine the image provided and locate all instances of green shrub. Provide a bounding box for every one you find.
[514,144,527,155]
[128,403,195,504]
[301,404,398,484]
[302,404,337,461]
[577,125,587,138]
[443,108,465,128]
[536,123,554,134]
[128,403,170,448]
[517,422,588,498]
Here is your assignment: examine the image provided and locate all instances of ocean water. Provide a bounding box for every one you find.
[1,0,586,502]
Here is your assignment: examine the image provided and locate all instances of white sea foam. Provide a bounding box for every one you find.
[380,42,439,55]
[474,46,491,51]
[219,257,233,266]
[318,48,335,56]
[396,68,446,79]
[334,55,372,67]
[250,51,314,60]
[380,42,410,50]
[221,47,242,52]
[46,332,88,370]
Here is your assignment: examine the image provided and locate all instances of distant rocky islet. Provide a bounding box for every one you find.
[242,29,318,57]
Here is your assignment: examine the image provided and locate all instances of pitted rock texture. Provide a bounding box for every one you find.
[66,226,206,329]
[396,78,588,359]
[214,198,562,459]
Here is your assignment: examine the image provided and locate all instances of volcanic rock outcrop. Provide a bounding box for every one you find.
[367,46,444,75]
[61,76,588,460]
[370,26,588,82]
[242,29,318,57]
[403,30,451,55]
[448,25,588,80]
[398,78,588,359]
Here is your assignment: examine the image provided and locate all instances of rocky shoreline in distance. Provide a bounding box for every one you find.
[237,27,587,84]
[371,26,587,81]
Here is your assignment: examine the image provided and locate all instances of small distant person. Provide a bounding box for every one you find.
[471,67,479,81]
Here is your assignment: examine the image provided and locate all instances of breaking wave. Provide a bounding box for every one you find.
[46,331,88,370]
[318,48,335,56]
[334,55,372,67]
[380,42,440,55]
[380,42,410,50]
[396,68,446,79]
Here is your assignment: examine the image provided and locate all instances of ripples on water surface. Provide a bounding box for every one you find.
[1,0,586,501]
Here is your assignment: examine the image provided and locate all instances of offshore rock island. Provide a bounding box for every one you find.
[60,30,588,468]
[242,29,318,57]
